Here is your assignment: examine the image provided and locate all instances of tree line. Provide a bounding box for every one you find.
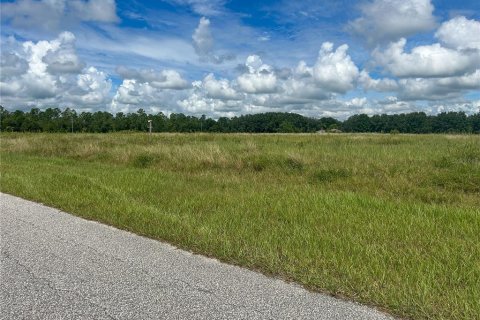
[1,106,479,134]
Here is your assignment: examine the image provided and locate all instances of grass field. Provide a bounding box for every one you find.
[1,132,479,319]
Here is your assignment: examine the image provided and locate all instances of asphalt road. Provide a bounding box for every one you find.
[0,193,395,320]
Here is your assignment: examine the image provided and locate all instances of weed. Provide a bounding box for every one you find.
[283,154,304,171]
[133,153,155,168]
[311,168,351,183]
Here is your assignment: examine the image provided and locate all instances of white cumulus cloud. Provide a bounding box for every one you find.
[71,66,111,105]
[1,52,29,80]
[435,16,480,50]
[348,0,436,45]
[116,66,189,90]
[201,73,241,100]
[237,55,278,94]
[373,38,480,78]
[110,79,187,114]
[312,42,359,93]
[0,32,111,109]
[43,31,85,74]
[177,92,242,117]
[398,70,480,100]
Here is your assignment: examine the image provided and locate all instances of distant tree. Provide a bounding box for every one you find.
[318,117,340,130]
[152,112,168,132]
[469,113,480,133]
[0,107,479,134]
[279,121,296,133]
[114,112,128,131]
[432,112,469,133]
[342,114,372,132]
[0,106,8,131]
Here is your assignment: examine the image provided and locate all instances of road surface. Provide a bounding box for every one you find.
[0,193,394,319]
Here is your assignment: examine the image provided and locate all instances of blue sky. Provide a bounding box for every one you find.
[1,0,479,118]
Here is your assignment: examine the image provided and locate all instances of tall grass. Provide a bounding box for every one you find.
[1,132,479,319]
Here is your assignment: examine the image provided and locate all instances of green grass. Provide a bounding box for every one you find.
[1,132,479,319]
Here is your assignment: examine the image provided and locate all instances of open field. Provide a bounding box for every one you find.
[1,133,479,319]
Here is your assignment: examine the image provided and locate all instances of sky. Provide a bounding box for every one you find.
[1,0,479,119]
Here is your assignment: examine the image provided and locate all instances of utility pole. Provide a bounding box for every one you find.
[147,120,153,143]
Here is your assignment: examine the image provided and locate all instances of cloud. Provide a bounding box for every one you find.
[0,52,28,80]
[201,73,241,100]
[43,32,85,74]
[68,66,112,105]
[0,80,23,98]
[428,100,480,115]
[367,18,480,101]
[168,0,225,16]
[312,42,359,93]
[176,73,243,117]
[86,34,197,65]
[116,66,190,90]
[295,61,313,78]
[110,79,188,114]
[177,92,213,114]
[177,46,360,117]
[265,0,347,22]
[435,16,480,50]
[269,63,333,104]
[70,0,119,23]
[193,17,213,58]
[21,34,61,98]
[111,80,147,106]
[290,96,425,118]
[375,96,419,113]
[149,70,190,90]
[178,44,380,117]
[347,97,368,108]
[0,0,119,31]
[348,0,436,45]
[436,70,480,90]
[340,97,480,116]
[398,70,480,100]
[1,0,66,31]
[0,32,111,109]
[192,17,234,64]
[397,79,459,100]
[237,55,278,94]
[358,70,398,92]
[279,77,331,102]
[373,38,480,78]
[177,92,243,117]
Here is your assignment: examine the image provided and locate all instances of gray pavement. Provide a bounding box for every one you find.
[0,193,394,320]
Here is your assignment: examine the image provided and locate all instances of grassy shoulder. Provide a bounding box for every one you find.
[1,133,479,319]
